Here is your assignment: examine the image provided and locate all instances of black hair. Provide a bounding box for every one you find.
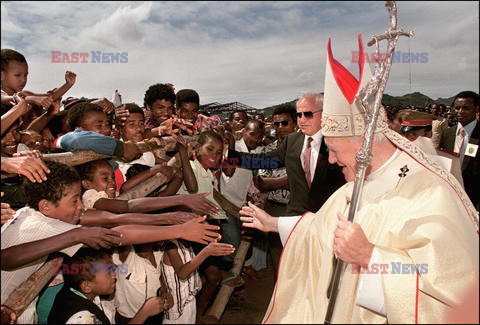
[198,130,224,146]
[452,91,479,107]
[23,161,81,210]
[63,248,113,291]
[76,159,112,182]
[125,164,150,180]
[176,89,200,107]
[273,103,297,122]
[67,102,105,129]
[245,119,265,131]
[124,103,144,116]
[1,49,27,72]
[143,83,176,108]
[228,110,248,121]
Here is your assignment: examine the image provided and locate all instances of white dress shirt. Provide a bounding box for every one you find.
[456,119,477,163]
[221,138,264,207]
[299,129,323,184]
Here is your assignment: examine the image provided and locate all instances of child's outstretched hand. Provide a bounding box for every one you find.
[141,296,167,317]
[172,134,188,152]
[159,291,174,310]
[203,242,236,256]
[65,71,77,86]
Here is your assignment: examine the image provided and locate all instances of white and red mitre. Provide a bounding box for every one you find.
[322,34,388,137]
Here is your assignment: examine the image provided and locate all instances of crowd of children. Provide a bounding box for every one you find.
[0,48,281,324]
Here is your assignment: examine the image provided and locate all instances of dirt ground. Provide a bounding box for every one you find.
[198,233,283,324]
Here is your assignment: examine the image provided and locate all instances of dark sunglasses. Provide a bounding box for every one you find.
[273,120,290,127]
[296,110,322,119]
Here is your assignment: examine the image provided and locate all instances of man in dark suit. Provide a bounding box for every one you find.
[228,93,345,216]
[439,91,479,210]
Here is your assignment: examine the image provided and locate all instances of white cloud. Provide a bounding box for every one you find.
[1,1,478,108]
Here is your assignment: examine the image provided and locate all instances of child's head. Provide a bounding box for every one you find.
[144,83,175,123]
[243,119,264,150]
[1,122,21,156]
[24,160,83,224]
[1,49,28,95]
[119,103,145,143]
[77,159,116,198]
[67,102,111,136]
[176,89,200,124]
[197,130,224,169]
[63,248,117,297]
[19,129,45,152]
[125,163,150,181]
[228,110,249,132]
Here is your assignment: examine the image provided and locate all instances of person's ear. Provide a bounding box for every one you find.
[80,280,93,295]
[38,199,53,216]
[82,179,92,190]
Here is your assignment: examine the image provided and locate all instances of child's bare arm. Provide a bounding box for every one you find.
[79,209,199,227]
[164,241,235,280]
[25,99,61,134]
[46,71,76,101]
[92,193,219,215]
[129,297,166,324]
[112,216,220,245]
[174,135,198,193]
[1,96,31,136]
[154,168,183,197]
[1,93,16,105]
[0,227,122,270]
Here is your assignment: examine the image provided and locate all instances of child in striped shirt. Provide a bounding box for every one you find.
[160,240,234,324]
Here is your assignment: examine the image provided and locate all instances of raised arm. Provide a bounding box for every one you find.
[175,135,198,193]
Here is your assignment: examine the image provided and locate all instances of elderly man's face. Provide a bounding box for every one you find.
[296,98,322,136]
[324,136,361,182]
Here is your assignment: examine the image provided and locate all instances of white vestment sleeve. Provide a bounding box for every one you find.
[277,216,300,246]
[356,247,387,315]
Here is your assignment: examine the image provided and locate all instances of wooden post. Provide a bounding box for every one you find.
[204,239,252,322]
[117,172,172,200]
[3,257,63,318]
[213,189,241,219]
[40,150,111,166]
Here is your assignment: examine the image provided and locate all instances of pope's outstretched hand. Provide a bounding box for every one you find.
[240,201,278,233]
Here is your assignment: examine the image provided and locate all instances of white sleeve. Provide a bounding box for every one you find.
[277,216,300,246]
[355,247,386,315]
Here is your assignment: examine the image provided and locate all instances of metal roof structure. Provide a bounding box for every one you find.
[199,102,258,116]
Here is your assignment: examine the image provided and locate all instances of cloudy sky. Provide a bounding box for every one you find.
[1,1,478,108]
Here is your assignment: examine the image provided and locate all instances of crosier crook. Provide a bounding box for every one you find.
[324,2,414,323]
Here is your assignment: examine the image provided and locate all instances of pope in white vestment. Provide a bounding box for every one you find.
[241,34,479,324]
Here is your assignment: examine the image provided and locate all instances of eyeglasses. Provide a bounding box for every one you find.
[296,110,322,119]
[273,120,290,127]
